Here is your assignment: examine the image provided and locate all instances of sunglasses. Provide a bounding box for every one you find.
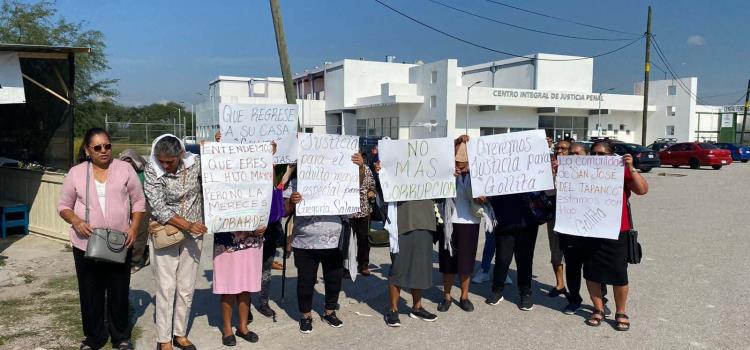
[592,151,610,156]
[90,143,112,153]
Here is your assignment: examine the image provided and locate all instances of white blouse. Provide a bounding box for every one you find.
[95,180,106,215]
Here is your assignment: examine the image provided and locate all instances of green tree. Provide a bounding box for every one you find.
[1,0,117,138]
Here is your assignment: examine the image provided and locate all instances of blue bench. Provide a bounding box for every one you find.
[0,200,29,239]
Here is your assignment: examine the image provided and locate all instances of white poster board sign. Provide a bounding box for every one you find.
[721,113,734,128]
[0,52,25,104]
[296,133,360,216]
[219,103,298,164]
[378,138,456,202]
[200,142,274,233]
[467,129,554,197]
[553,155,625,240]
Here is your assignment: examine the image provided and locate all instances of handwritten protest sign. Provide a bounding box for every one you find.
[219,103,298,164]
[296,133,360,216]
[467,130,554,197]
[200,142,273,233]
[553,155,625,239]
[378,138,456,202]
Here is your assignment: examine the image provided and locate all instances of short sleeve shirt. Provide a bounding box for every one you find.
[283,178,342,249]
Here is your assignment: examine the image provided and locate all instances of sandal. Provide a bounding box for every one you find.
[585,309,605,327]
[614,313,631,331]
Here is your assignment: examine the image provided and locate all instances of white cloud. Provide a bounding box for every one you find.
[687,35,706,46]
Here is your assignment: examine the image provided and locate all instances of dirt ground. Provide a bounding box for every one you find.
[0,234,139,350]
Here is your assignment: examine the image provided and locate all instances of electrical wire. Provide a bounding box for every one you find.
[650,36,708,105]
[428,0,638,41]
[373,0,644,62]
[484,0,640,36]
[699,91,746,99]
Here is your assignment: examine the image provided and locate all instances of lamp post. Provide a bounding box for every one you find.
[170,106,181,138]
[597,88,615,137]
[466,81,482,135]
[179,100,195,137]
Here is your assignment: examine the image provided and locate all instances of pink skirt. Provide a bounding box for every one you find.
[212,246,263,294]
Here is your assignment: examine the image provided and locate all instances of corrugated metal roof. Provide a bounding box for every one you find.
[0,43,90,53]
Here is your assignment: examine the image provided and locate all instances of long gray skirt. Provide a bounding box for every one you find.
[389,229,434,290]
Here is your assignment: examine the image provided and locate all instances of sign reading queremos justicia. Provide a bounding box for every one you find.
[492,89,604,102]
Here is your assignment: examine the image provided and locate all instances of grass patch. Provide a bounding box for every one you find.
[19,272,36,284]
[0,298,30,331]
[43,275,78,292]
[0,255,7,267]
[30,290,50,297]
[0,330,37,347]
[47,295,84,342]
[62,244,73,252]
[129,302,143,341]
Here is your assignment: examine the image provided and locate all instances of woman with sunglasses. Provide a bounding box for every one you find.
[58,128,146,350]
[582,140,648,331]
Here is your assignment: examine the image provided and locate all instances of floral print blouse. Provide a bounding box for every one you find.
[213,231,263,256]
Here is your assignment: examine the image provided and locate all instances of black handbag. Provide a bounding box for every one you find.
[338,218,352,255]
[84,162,129,264]
[625,201,642,264]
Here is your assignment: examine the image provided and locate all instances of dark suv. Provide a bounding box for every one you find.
[613,143,661,172]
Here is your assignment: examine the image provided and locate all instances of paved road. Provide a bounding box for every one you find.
[132,164,750,350]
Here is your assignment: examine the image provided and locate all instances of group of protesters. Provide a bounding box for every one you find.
[57,127,647,350]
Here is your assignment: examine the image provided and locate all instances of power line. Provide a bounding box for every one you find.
[428,0,638,41]
[484,0,640,36]
[699,90,746,99]
[373,0,644,62]
[650,36,708,105]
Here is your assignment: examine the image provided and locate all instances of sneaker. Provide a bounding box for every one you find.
[519,294,534,311]
[563,302,582,315]
[299,317,313,334]
[256,303,276,318]
[485,292,504,306]
[322,312,343,328]
[458,298,475,312]
[409,307,438,322]
[437,298,452,312]
[471,271,490,284]
[384,310,401,327]
[548,287,568,298]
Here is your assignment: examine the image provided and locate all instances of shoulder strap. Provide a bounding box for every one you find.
[85,162,90,223]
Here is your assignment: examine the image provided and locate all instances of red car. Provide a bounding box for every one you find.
[659,142,733,170]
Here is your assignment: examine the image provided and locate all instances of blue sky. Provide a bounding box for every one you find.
[54,0,750,106]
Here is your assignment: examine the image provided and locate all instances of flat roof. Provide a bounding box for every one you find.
[0,43,90,54]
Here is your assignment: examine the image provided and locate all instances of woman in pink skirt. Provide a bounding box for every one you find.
[213,228,265,346]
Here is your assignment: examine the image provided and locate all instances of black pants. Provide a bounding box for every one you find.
[560,234,607,304]
[492,225,539,296]
[351,217,370,269]
[259,220,283,306]
[73,247,132,348]
[293,248,343,314]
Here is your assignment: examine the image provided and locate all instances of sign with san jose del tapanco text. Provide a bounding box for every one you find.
[219,103,298,164]
[377,137,456,202]
[200,142,274,234]
[467,129,554,197]
[296,133,361,216]
[553,155,625,240]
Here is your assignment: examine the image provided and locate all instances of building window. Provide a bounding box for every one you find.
[607,124,613,131]
[303,127,313,133]
[537,115,589,141]
[668,85,677,96]
[619,124,626,131]
[667,106,676,116]
[430,95,437,108]
[666,125,675,136]
[357,117,399,139]
[481,127,533,135]
[626,129,631,135]
[431,71,438,84]
[613,129,619,135]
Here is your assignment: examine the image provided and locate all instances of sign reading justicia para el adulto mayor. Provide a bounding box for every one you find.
[553,155,624,239]
[378,137,456,202]
[219,103,298,164]
[467,130,554,197]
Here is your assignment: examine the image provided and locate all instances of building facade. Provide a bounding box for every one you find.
[197,53,744,144]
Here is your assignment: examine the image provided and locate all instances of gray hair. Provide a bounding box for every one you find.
[154,136,183,157]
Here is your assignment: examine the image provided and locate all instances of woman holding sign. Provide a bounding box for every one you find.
[284,153,366,334]
[583,140,648,331]
[144,135,206,350]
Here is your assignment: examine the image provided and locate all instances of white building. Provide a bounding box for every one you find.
[197,54,745,144]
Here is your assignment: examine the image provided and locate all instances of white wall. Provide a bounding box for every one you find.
[342,59,416,108]
[639,78,697,142]
[406,59,457,138]
[535,54,593,92]
[461,57,535,89]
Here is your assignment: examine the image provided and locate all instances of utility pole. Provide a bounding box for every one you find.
[740,79,750,144]
[640,6,652,146]
[269,0,299,131]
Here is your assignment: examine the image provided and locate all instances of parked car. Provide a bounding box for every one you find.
[612,143,661,172]
[714,143,750,163]
[184,136,197,144]
[658,142,733,170]
[185,143,201,155]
